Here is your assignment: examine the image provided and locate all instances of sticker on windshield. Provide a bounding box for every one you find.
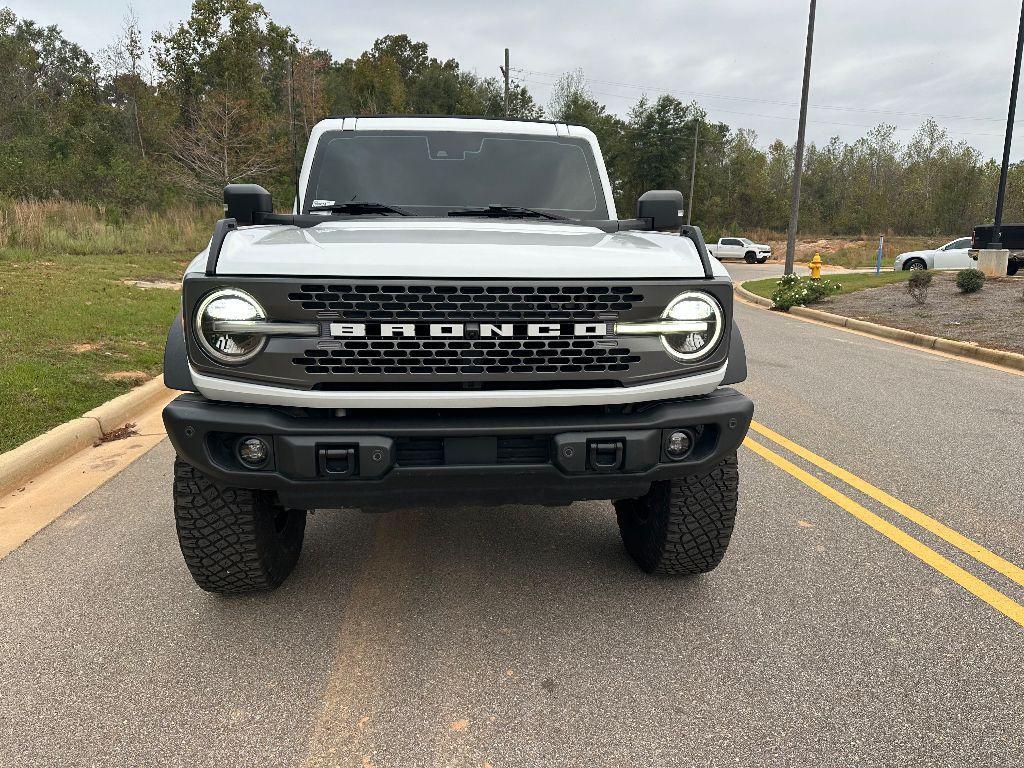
[311,199,335,207]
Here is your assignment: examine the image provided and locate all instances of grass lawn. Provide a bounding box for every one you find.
[742,270,915,301]
[0,248,188,452]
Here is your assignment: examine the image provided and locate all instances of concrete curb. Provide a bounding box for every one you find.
[0,376,170,497]
[734,283,1024,372]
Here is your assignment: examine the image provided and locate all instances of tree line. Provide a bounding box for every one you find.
[1,0,1018,237]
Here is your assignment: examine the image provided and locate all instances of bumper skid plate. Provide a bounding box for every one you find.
[163,389,753,508]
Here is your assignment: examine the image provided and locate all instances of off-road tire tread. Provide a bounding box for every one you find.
[173,458,306,593]
[615,453,738,576]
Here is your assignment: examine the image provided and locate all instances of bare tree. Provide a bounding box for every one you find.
[165,94,280,200]
[100,7,149,159]
[290,46,330,136]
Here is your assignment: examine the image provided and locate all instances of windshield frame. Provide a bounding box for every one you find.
[301,129,611,221]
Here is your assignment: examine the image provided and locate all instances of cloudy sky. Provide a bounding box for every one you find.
[11,0,1024,159]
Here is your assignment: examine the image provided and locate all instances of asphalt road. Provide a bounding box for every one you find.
[2,262,1022,768]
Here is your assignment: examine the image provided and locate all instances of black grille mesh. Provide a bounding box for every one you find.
[287,284,644,321]
[293,338,641,376]
[395,436,551,467]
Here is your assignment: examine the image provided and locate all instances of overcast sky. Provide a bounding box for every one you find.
[10,0,1024,159]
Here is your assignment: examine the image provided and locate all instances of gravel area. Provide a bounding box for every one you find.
[820,272,1024,354]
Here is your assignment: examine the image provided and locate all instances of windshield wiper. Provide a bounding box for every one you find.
[308,201,412,216]
[447,205,570,221]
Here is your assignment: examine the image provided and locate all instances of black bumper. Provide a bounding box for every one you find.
[163,390,753,509]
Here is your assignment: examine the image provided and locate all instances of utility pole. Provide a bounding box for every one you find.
[500,48,510,117]
[287,56,299,213]
[784,0,817,275]
[990,0,1024,247]
[687,123,699,225]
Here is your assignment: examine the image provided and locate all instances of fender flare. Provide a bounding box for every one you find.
[163,311,196,392]
[721,321,747,385]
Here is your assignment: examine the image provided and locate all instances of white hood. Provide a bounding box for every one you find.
[187,220,729,280]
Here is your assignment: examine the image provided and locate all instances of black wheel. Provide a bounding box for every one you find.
[615,453,738,576]
[1008,260,1020,276]
[173,458,306,594]
[744,251,757,263]
[757,255,768,263]
[904,258,927,271]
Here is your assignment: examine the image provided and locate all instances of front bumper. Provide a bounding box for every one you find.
[163,389,753,509]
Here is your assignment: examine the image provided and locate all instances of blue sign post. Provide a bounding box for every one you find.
[876,235,884,274]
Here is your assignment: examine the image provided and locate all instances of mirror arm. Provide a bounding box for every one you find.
[679,225,715,279]
[205,218,237,276]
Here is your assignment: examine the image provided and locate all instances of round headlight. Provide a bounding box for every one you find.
[661,291,724,361]
[195,288,267,364]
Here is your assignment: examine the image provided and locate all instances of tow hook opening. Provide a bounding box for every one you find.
[588,440,625,472]
[317,446,358,477]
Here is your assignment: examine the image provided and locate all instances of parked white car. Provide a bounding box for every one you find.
[893,237,973,271]
[706,237,772,263]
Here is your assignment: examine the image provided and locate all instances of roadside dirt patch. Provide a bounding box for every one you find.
[821,273,1024,354]
[102,370,152,384]
[764,237,862,262]
[119,278,180,290]
[71,342,102,354]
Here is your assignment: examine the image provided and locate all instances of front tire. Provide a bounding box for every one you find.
[1008,260,1020,276]
[744,251,757,264]
[173,458,307,594]
[615,453,739,576]
[904,258,927,271]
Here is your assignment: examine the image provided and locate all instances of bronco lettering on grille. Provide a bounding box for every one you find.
[328,322,609,338]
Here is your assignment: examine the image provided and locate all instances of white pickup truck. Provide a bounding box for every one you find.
[706,237,772,263]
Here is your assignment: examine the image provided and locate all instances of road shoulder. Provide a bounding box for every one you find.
[0,394,172,560]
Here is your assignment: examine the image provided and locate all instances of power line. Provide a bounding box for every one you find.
[516,66,1018,126]
[521,75,1020,140]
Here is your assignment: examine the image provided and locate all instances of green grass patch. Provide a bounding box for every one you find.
[742,270,914,301]
[0,247,188,452]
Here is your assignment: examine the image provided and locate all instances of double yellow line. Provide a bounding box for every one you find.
[744,421,1024,628]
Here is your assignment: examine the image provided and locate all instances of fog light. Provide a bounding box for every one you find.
[237,437,269,467]
[666,430,693,459]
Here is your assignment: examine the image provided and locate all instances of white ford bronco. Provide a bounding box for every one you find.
[162,116,753,593]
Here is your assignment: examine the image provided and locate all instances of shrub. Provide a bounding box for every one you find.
[770,274,842,311]
[956,268,985,294]
[907,270,933,304]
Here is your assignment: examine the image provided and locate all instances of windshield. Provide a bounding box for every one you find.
[303,130,608,219]
[740,238,753,245]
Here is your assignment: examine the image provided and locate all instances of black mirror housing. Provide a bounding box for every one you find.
[224,184,273,225]
[636,190,684,231]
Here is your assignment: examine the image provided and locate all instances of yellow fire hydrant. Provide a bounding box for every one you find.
[809,253,823,280]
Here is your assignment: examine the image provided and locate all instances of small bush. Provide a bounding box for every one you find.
[770,274,842,311]
[907,270,933,304]
[956,268,985,294]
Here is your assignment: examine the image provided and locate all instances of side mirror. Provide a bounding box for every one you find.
[637,190,684,231]
[224,184,273,225]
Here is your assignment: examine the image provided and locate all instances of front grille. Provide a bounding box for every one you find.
[184,276,721,391]
[293,338,641,376]
[394,436,551,467]
[287,284,644,321]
